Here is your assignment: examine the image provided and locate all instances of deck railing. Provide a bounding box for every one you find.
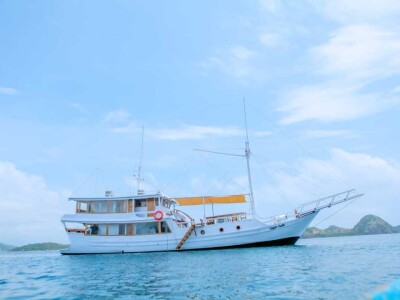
[296,189,363,217]
[205,212,247,225]
[260,189,364,225]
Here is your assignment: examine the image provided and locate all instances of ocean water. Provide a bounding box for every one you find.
[0,234,399,299]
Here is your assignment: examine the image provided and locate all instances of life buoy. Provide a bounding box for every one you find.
[154,210,164,221]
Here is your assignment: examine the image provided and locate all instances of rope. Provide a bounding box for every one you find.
[160,155,194,193]
[69,168,99,198]
[197,151,248,195]
[246,103,355,191]
[313,197,360,228]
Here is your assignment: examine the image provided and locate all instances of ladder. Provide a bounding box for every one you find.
[176,224,195,250]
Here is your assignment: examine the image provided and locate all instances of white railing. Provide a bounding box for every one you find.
[296,189,363,217]
[260,189,364,225]
[173,209,194,228]
[205,212,247,225]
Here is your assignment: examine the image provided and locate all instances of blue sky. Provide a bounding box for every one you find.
[1,0,400,245]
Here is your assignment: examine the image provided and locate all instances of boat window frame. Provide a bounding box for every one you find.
[83,221,172,236]
[75,200,129,214]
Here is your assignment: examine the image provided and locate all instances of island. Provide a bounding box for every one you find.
[9,243,69,252]
[0,242,15,252]
[302,214,400,238]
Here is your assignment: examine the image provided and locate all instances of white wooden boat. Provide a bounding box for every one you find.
[60,103,363,254]
[60,190,362,254]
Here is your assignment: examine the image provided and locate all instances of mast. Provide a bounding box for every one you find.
[136,125,144,195]
[243,99,256,217]
[194,99,256,218]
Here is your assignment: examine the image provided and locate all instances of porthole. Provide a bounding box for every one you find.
[200,230,205,235]
[219,228,224,232]
[236,225,241,230]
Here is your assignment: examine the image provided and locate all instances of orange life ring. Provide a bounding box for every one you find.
[154,210,164,221]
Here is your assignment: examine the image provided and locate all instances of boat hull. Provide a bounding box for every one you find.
[60,212,317,255]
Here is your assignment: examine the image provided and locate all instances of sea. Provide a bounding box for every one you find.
[0,234,399,299]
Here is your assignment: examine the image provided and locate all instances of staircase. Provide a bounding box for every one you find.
[176,224,195,250]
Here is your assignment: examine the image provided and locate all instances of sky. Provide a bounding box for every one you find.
[1,0,400,245]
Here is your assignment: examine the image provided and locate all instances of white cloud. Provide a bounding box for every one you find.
[69,102,85,112]
[150,125,244,141]
[273,2,400,125]
[201,46,258,82]
[259,0,283,13]
[312,0,400,24]
[0,87,17,95]
[0,162,73,245]
[278,23,400,124]
[304,129,356,139]
[107,122,141,134]
[312,25,400,81]
[256,149,400,228]
[107,120,271,141]
[104,109,131,124]
[259,32,282,47]
[231,46,255,60]
[277,82,394,124]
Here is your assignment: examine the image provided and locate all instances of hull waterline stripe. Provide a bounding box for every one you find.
[60,236,300,255]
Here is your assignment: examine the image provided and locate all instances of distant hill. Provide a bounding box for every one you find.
[10,243,69,252]
[0,242,15,251]
[352,215,395,235]
[302,225,351,238]
[303,215,399,239]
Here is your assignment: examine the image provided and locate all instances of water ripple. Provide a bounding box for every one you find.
[0,234,399,299]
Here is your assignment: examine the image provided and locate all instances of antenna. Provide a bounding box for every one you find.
[243,98,256,217]
[136,125,145,195]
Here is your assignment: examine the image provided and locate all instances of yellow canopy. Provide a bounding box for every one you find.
[175,194,246,206]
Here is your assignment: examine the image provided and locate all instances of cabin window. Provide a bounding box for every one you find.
[98,224,107,235]
[86,224,98,235]
[84,222,170,236]
[108,224,119,235]
[109,201,117,213]
[101,201,108,213]
[160,222,171,233]
[135,199,147,208]
[87,202,94,213]
[135,222,158,235]
[77,202,88,213]
[88,202,107,213]
[109,200,128,213]
[162,199,170,208]
[119,224,127,235]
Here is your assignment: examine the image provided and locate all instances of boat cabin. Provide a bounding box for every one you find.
[70,193,176,216]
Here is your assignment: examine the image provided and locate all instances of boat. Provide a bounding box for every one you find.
[60,104,363,255]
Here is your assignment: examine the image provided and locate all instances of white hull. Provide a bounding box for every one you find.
[60,212,317,255]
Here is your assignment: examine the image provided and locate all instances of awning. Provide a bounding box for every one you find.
[174,194,246,206]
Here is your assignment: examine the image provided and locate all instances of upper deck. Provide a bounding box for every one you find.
[62,192,249,226]
[68,193,177,215]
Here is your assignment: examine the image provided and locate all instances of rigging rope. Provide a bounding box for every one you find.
[69,168,99,198]
[313,197,360,228]
[246,102,356,191]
